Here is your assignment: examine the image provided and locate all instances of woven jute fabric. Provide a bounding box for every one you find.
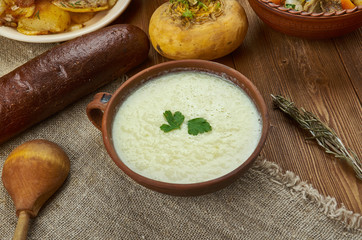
[0,36,361,239]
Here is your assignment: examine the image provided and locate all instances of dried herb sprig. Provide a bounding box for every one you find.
[271,94,362,180]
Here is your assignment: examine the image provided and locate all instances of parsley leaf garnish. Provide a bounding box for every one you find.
[160,111,185,133]
[160,110,212,135]
[187,118,212,136]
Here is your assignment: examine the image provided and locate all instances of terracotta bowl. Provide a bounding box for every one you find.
[248,0,362,39]
[86,60,269,196]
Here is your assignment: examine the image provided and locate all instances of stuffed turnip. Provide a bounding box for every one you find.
[149,0,248,60]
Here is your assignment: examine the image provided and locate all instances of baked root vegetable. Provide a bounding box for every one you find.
[69,12,95,24]
[52,0,116,13]
[1,0,118,34]
[0,24,149,145]
[17,0,71,35]
[0,0,35,24]
[2,139,70,239]
[149,0,248,60]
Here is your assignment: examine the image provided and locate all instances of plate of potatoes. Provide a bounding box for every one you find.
[0,0,131,43]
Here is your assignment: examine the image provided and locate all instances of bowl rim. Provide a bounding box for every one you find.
[0,0,132,43]
[101,59,270,195]
[254,0,362,18]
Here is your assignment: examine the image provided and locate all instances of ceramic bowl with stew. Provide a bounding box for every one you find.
[86,60,269,196]
[247,0,362,39]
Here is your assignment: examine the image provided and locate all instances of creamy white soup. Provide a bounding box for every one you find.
[112,71,262,184]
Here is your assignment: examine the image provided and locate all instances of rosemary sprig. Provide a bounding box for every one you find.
[271,94,362,180]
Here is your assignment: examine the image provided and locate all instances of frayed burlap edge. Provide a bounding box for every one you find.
[251,157,362,232]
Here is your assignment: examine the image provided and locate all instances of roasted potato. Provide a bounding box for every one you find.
[69,12,95,24]
[0,0,7,16]
[108,0,116,7]
[1,0,118,35]
[17,0,71,35]
[0,0,35,24]
[52,0,109,13]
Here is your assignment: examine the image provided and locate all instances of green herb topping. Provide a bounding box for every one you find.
[160,111,185,133]
[182,8,194,18]
[285,3,296,9]
[187,118,212,136]
[34,10,40,19]
[169,0,224,27]
[160,110,212,136]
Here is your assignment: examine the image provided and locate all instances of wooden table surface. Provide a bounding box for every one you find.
[115,0,361,213]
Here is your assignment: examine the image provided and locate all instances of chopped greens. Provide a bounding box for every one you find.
[169,0,224,26]
[34,10,40,19]
[285,3,296,9]
[182,8,194,18]
[198,1,208,10]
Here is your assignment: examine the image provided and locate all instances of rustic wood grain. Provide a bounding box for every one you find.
[333,28,362,100]
[118,0,361,213]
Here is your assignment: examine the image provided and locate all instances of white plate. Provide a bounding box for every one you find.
[0,0,132,43]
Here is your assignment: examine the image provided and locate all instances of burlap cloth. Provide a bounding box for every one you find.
[0,36,361,239]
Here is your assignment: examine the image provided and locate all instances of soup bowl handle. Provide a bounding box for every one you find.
[86,92,112,130]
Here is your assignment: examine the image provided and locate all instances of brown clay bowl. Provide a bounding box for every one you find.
[86,60,269,196]
[248,0,362,39]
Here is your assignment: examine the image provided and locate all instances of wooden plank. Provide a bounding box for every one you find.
[333,28,362,100]
[237,1,361,213]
